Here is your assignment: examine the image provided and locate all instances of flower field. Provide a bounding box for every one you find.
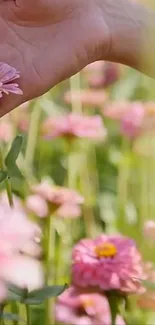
[1,60,155,324]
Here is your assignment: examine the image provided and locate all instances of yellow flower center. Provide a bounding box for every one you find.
[95,242,117,258]
[81,298,94,309]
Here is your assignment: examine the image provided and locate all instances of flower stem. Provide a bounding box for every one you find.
[44,215,55,325]
[0,304,5,325]
[25,304,31,325]
[70,74,82,114]
[11,301,19,325]
[25,100,42,173]
[0,144,13,207]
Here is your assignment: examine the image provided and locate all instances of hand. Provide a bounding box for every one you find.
[0,0,111,116]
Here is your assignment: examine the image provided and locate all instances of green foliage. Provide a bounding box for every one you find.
[0,170,7,183]
[8,284,68,305]
[5,135,23,167]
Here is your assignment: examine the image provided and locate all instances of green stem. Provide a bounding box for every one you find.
[11,302,19,325]
[25,100,42,173]
[0,144,13,207]
[44,215,54,325]
[108,293,118,325]
[69,74,82,114]
[0,304,5,325]
[25,305,31,325]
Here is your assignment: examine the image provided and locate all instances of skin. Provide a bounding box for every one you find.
[0,0,155,116]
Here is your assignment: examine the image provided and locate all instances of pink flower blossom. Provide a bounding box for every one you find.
[104,102,131,120]
[120,103,145,138]
[72,234,144,293]
[29,181,84,218]
[83,61,120,89]
[104,102,145,138]
[42,114,107,140]
[144,220,155,242]
[0,193,43,299]
[26,194,49,218]
[0,119,13,142]
[138,262,155,310]
[64,90,108,107]
[0,62,23,98]
[12,102,30,132]
[55,286,125,325]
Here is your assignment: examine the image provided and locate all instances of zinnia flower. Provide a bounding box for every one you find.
[120,103,145,138]
[64,90,108,107]
[103,101,132,120]
[0,62,23,97]
[26,194,49,218]
[0,118,13,142]
[104,102,145,138]
[72,234,144,293]
[83,61,120,89]
[42,114,107,140]
[0,193,43,299]
[138,262,155,310]
[55,286,125,325]
[144,220,155,242]
[27,181,84,218]
[12,102,30,132]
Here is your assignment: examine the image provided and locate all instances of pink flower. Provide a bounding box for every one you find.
[26,194,49,218]
[84,61,106,89]
[144,220,155,242]
[64,90,108,107]
[29,181,84,218]
[72,235,144,293]
[12,102,30,132]
[121,103,145,138]
[55,286,125,325]
[0,119,13,142]
[83,61,120,89]
[0,62,23,98]
[104,102,131,120]
[138,262,155,310]
[0,193,42,255]
[57,203,82,219]
[42,114,107,140]
[1,256,43,292]
[104,102,145,138]
[0,193,43,299]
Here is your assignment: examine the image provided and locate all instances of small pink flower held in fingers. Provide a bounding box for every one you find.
[0,62,23,98]
[72,234,145,293]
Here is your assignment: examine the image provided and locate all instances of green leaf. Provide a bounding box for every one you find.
[5,135,23,167]
[8,284,27,302]
[0,171,7,183]
[24,298,43,305]
[8,284,26,297]
[141,279,155,291]
[7,291,21,302]
[7,164,24,179]
[28,284,68,302]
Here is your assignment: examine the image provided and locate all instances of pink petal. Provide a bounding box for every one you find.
[0,62,20,83]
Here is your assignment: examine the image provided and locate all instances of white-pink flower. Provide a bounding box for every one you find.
[55,286,125,325]
[0,62,23,98]
[0,193,43,300]
[42,114,107,140]
[27,181,84,219]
